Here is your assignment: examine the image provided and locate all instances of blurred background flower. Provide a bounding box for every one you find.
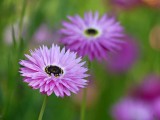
[131,74,160,102]
[3,23,20,45]
[112,74,160,120]
[106,35,139,74]
[149,25,160,51]
[72,80,99,108]
[31,24,59,46]
[152,97,160,119]
[142,0,160,8]
[110,0,141,9]
[111,98,154,120]
[3,20,28,45]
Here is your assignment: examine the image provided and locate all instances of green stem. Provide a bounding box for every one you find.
[156,51,160,74]
[38,96,48,120]
[80,88,87,120]
[19,0,27,40]
[80,60,91,120]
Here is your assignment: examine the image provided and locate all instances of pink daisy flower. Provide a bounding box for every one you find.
[60,12,124,61]
[131,74,160,102]
[33,24,54,43]
[110,0,141,9]
[112,98,154,120]
[106,36,139,73]
[152,97,160,119]
[19,44,88,97]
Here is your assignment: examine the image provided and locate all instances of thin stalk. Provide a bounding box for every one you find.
[156,51,160,74]
[19,0,27,40]
[80,88,87,120]
[80,60,91,120]
[38,96,48,120]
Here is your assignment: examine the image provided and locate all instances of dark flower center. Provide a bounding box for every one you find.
[45,65,63,77]
[85,28,98,36]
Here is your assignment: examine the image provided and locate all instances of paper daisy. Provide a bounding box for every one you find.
[112,98,154,120]
[110,0,141,9]
[60,12,124,61]
[107,36,139,73]
[19,44,88,97]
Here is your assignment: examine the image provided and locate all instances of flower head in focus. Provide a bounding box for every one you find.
[60,12,124,61]
[112,98,154,120]
[19,44,88,97]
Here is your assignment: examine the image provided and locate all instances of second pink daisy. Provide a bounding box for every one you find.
[60,12,124,61]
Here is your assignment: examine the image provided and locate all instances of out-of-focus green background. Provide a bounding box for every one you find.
[0,0,160,120]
